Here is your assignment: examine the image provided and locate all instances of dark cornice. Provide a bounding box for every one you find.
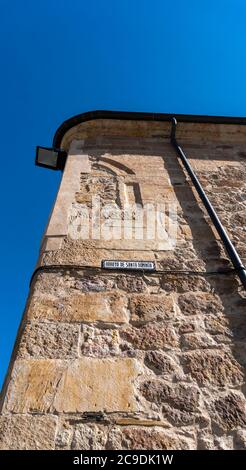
[53,110,246,148]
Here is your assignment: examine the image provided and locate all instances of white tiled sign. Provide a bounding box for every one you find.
[102,260,155,271]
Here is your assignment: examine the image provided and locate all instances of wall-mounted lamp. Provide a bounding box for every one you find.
[35,146,67,170]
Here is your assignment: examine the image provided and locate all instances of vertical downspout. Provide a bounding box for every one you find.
[170,117,246,290]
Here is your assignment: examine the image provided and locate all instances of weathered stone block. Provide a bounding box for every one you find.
[42,239,161,265]
[178,321,196,334]
[17,322,79,358]
[74,275,115,292]
[5,358,139,413]
[209,392,246,431]
[81,325,120,357]
[68,291,129,323]
[204,275,240,294]
[234,429,246,450]
[140,380,200,425]
[28,291,129,323]
[160,274,211,293]
[224,314,246,342]
[129,294,177,322]
[180,332,217,350]
[157,249,205,271]
[120,323,178,350]
[55,427,73,449]
[76,175,118,204]
[0,415,57,450]
[183,350,244,387]
[204,315,231,336]
[26,296,60,321]
[116,275,147,293]
[178,292,223,316]
[71,423,107,450]
[144,351,181,377]
[108,426,194,450]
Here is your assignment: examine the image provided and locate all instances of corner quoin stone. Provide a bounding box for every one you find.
[0,415,57,450]
[27,291,129,323]
[4,357,140,413]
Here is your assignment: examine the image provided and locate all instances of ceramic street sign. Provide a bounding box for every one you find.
[101,260,156,271]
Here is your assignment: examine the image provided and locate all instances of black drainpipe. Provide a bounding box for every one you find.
[170,117,246,290]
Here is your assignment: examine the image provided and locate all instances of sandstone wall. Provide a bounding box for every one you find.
[0,119,245,450]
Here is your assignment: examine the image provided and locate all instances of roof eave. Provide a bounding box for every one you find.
[53,109,246,148]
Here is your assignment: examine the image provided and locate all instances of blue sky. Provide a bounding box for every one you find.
[0,0,246,388]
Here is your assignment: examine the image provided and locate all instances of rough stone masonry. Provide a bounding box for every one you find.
[0,114,245,450]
